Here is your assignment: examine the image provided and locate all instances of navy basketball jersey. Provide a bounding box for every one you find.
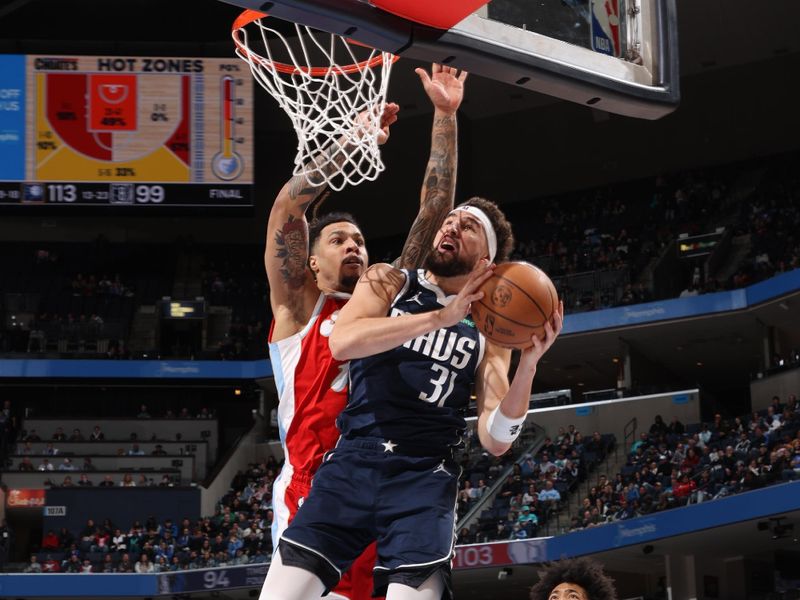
[338,269,486,450]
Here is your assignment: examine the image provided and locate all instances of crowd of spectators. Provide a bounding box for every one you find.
[25,312,120,354]
[25,457,281,573]
[29,472,179,489]
[729,166,800,290]
[505,166,738,312]
[457,424,615,544]
[202,252,270,361]
[3,152,797,360]
[3,406,218,488]
[8,391,800,572]
[568,393,800,531]
[69,273,133,299]
[508,152,799,312]
[216,318,269,361]
[0,236,170,357]
[22,264,133,354]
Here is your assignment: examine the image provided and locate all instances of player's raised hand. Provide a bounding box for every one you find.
[415,64,468,115]
[437,260,494,328]
[353,102,399,145]
[376,102,399,145]
[518,300,564,373]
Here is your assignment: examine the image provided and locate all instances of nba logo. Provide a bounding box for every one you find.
[591,0,622,57]
[23,183,44,203]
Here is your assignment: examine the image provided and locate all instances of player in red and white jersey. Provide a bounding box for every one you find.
[262,64,468,600]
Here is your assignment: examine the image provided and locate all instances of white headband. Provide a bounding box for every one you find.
[451,205,498,263]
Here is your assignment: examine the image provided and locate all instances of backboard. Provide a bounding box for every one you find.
[221,0,679,119]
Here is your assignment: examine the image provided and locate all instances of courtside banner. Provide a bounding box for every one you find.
[6,488,45,508]
[453,538,548,569]
[564,268,800,334]
[0,574,157,597]
[157,564,269,594]
[0,359,271,379]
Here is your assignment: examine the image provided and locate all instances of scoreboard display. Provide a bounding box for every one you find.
[0,54,253,208]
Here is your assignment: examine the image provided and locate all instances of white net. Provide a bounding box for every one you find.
[233,11,396,191]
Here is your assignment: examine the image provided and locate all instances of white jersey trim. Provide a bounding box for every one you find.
[390,270,411,308]
[267,292,330,549]
[416,269,456,306]
[281,536,343,578]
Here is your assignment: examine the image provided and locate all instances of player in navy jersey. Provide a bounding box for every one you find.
[261,197,563,600]
[262,65,468,600]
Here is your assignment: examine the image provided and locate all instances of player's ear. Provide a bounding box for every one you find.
[308,254,320,278]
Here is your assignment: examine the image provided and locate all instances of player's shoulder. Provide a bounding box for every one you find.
[359,262,407,292]
[363,262,403,277]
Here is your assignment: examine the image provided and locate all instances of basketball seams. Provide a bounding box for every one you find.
[474,261,558,349]
[492,275,548,322]
[492,263,553,321]
[474,299,543,329]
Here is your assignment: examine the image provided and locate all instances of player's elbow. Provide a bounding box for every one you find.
[486,442,510,457]
[329,332,355,361]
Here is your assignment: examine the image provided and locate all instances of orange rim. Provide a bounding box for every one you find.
[232,9,398,76]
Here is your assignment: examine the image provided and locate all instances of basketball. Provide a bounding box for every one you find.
[471,262,559,349]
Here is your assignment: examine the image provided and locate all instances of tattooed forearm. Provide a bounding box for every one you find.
[287,140,355,202]
[274,215,309,289]
[397,112,457,268]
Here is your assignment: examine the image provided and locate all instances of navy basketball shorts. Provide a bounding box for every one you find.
[279,438,460,596]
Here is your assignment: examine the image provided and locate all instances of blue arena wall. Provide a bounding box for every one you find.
[0,358,272,379]
[563,267,800,334]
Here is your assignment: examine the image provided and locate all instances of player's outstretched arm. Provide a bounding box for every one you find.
[330,260,493,361]
[266,103,399,341]
[265,165,332,341]
[475,302,564,456]
[395,65,467,269]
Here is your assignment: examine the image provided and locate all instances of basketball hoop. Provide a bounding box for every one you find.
[232,10,398,191]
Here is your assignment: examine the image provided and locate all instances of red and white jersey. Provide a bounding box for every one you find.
[268,292,350,479]
[266,292,383,600]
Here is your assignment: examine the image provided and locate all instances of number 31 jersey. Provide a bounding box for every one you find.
[338,269,486,450]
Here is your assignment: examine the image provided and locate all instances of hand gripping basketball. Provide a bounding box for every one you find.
[436,260,494,329]
[472,262,560,349]
[520,300,563,365]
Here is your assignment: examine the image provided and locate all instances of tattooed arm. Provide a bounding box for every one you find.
[395,64,468,270]
[266,103,400,341]
[264,159,330,341]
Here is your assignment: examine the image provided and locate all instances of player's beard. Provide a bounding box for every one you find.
[340,272,360,291]
[424,249,472,278]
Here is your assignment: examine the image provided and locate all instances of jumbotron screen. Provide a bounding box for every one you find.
[0,54,253,207]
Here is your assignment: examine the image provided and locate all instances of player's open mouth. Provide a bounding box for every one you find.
[342,257,363,266]
[439,239,457,253]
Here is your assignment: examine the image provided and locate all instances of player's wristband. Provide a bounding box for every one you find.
[487,405,526,443]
